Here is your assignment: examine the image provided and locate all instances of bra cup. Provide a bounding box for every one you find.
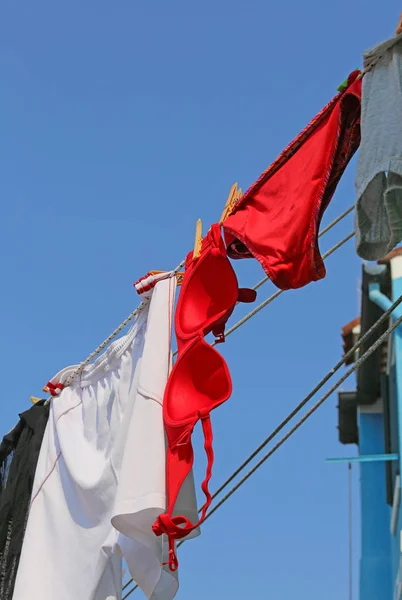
[164,338,232,425]
[176,246,239,340]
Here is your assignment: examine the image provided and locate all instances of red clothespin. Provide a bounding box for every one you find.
[149,271,184,286]
[43,381,64,396]
[133,271,184,295]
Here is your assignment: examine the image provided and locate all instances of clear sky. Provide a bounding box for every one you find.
[0,2,399,599]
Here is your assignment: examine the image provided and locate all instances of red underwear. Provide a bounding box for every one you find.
[152,223,256,570]
[223,70,362,290]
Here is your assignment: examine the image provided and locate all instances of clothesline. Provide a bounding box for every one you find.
[202,283,402,514]
[123,287,402,599]
[56,203,354,391]
[214,230,355,348]
[45,25,399,392]
[60,259,186,388]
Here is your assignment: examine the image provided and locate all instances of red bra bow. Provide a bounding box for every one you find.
[152,223,256,570]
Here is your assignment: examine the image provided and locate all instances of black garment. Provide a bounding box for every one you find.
[0,402,49,600]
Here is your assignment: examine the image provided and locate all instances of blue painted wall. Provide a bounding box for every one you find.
[359,411,392,600]
[389,267,402,599]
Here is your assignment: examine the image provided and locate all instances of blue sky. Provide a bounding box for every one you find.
[0,2,399,598]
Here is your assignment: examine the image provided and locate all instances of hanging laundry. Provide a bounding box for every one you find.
[0,401,49,600]
[355,34,402,260]
[153,224,256,570]
[223,71,362,290]
[12,276,199,600]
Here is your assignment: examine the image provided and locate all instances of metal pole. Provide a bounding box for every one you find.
[349,462,353,600]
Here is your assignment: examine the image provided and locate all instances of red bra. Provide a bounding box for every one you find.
[152,223,256,570]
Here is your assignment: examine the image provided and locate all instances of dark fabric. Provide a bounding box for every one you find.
[0,401,49,600]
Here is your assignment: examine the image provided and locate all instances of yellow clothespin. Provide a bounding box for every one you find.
[192,182,242,260]
[193,218,203,260]
[30,396,42,405]
[396,11,402,35]
[219,182,241,224]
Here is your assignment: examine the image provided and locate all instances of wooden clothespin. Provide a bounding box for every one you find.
[192,182,242,260]
[30,396,42,405]
[396,11,402,35]
[193,218,203,260]
[220,182,241,224]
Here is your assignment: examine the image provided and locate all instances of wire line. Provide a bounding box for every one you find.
[251,204,354,292]
[123,304,401,599]
[197,290,402,511]
[66,204,355,373]
[219,231,354,343]
[200,307,402,524]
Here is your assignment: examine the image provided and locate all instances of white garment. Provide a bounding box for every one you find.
[12,278,199,600]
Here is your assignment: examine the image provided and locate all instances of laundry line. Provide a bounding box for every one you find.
[54,203,354,392]
[43,23,401,402]
[123,290,402,599]
[189,298,402,535]
[60,258,186,389]
[194,276,402,515]
[216,229,355,347]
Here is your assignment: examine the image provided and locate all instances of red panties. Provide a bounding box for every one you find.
[223,71,362,290]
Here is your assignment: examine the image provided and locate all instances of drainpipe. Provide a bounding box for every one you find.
[369,268,402,483]
[369,255,402,598]
[369,283,402,323]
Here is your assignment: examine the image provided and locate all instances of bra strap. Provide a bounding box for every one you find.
[152,412,214,571]
[212,287,257,343]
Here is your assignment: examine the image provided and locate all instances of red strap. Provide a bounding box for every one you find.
[199,413,214,518]
[153,414,214,571]
[211,287,257,343]
[161,537,179,572]
[238,288,257,303]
